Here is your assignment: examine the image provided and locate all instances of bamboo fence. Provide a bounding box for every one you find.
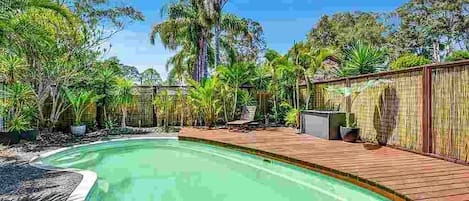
[312,60,469,162]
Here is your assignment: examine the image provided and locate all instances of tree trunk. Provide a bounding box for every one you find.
[215,21,221,68]
[304,74,310,110]
[232,85,238,119]
[432,40,441,63]
[121,107,127,128]
[296,78,300,110]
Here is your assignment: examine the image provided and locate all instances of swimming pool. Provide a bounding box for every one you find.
[37,139,389,201]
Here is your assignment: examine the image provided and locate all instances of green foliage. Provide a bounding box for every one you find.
[0,55,27,83]
[188,78,222,127]
[1,82,36,132]
[7,115,30,133]
[140,68,162,85]
[339,41,386,77]
[285,108,299,128]
[65,89,101,126]
[445,51,469,62]
[238,90,256,106]
[153,90,173,129]
[390,54,431,70]
[307,12,387,50]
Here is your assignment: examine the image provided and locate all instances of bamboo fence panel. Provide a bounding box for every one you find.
[313,81,347,111]
[349,71,423,151]
[432,65,469,162]
[127,87,154,127]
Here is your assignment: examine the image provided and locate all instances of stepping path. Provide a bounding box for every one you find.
[179,127,469,201]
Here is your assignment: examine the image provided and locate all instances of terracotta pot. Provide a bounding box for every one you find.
[340,126,359,143]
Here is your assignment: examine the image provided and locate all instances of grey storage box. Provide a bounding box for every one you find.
[300,110,346,140]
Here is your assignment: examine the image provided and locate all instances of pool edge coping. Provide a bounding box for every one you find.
[29,136,178,201]
[179,135,411,201]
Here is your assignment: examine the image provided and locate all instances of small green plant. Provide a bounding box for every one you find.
[238,90,256,106]
[7,115,30,133]
[445,50,469,62]
[390,54,431,70]
[65,89,102,126]
[285,108,299,127]
[1,82,36,132]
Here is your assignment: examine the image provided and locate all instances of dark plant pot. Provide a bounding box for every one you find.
[71,125,87,136]
[0,131,21,145]
[20,129,38,141]
[340,126,359,143]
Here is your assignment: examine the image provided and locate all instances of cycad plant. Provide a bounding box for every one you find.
[188,78,221,128]
[339,41,386,77]
[65,89,101,126]
[114,78,135,128]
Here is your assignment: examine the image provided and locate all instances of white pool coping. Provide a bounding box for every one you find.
[29,136,178,201]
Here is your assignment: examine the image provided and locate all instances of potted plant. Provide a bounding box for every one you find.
[327,79,391,142]
[0,82,36,144]
[65,89,101,136]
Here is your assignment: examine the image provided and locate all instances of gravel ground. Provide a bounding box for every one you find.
[0,131,179,201]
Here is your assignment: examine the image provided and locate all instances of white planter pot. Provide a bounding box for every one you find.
[71,125,87,136]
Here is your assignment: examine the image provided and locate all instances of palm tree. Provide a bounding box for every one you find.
[290,43,335,109]
[92,68,118,125]
[188,78,221,127]
[264,49,282,123]
[114,78,135,128]
[150,1,213,81]
[153,89,173,131]
[340,41,386,77]
[0,0,73,45]
[216,62,254,119]
[140,68,162,85]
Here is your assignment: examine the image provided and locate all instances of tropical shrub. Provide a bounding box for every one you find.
[285,108,299,128]
[1,83,36,132]
[445,50,469,62]
[65,89,101,126]
[238,90,256,106]
[153,90,173,130]
[188,78,221,127]
[114,78,135,128]
[390,54,431,70]
[339,41,386,77]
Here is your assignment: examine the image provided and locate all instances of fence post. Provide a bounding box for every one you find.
[422,66,433,153]
[345,78,351,113]
[152,86,158,127]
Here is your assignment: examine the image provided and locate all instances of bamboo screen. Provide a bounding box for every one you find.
[432,65,469,162]
[313,81,347,111]
[127,87,154,127]
[349,71,423,152]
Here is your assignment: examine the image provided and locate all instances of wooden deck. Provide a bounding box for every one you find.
[179,127,469,201]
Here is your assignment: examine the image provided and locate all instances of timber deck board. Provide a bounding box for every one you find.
[179,127,469,201]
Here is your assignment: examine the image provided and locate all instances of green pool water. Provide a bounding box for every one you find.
[39,139,389,201]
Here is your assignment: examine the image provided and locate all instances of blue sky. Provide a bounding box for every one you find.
[105,0,407,79]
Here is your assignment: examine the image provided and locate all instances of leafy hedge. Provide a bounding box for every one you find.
[390,54,431,70]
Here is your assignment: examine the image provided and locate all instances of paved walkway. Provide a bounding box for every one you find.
[180,127,469,201]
